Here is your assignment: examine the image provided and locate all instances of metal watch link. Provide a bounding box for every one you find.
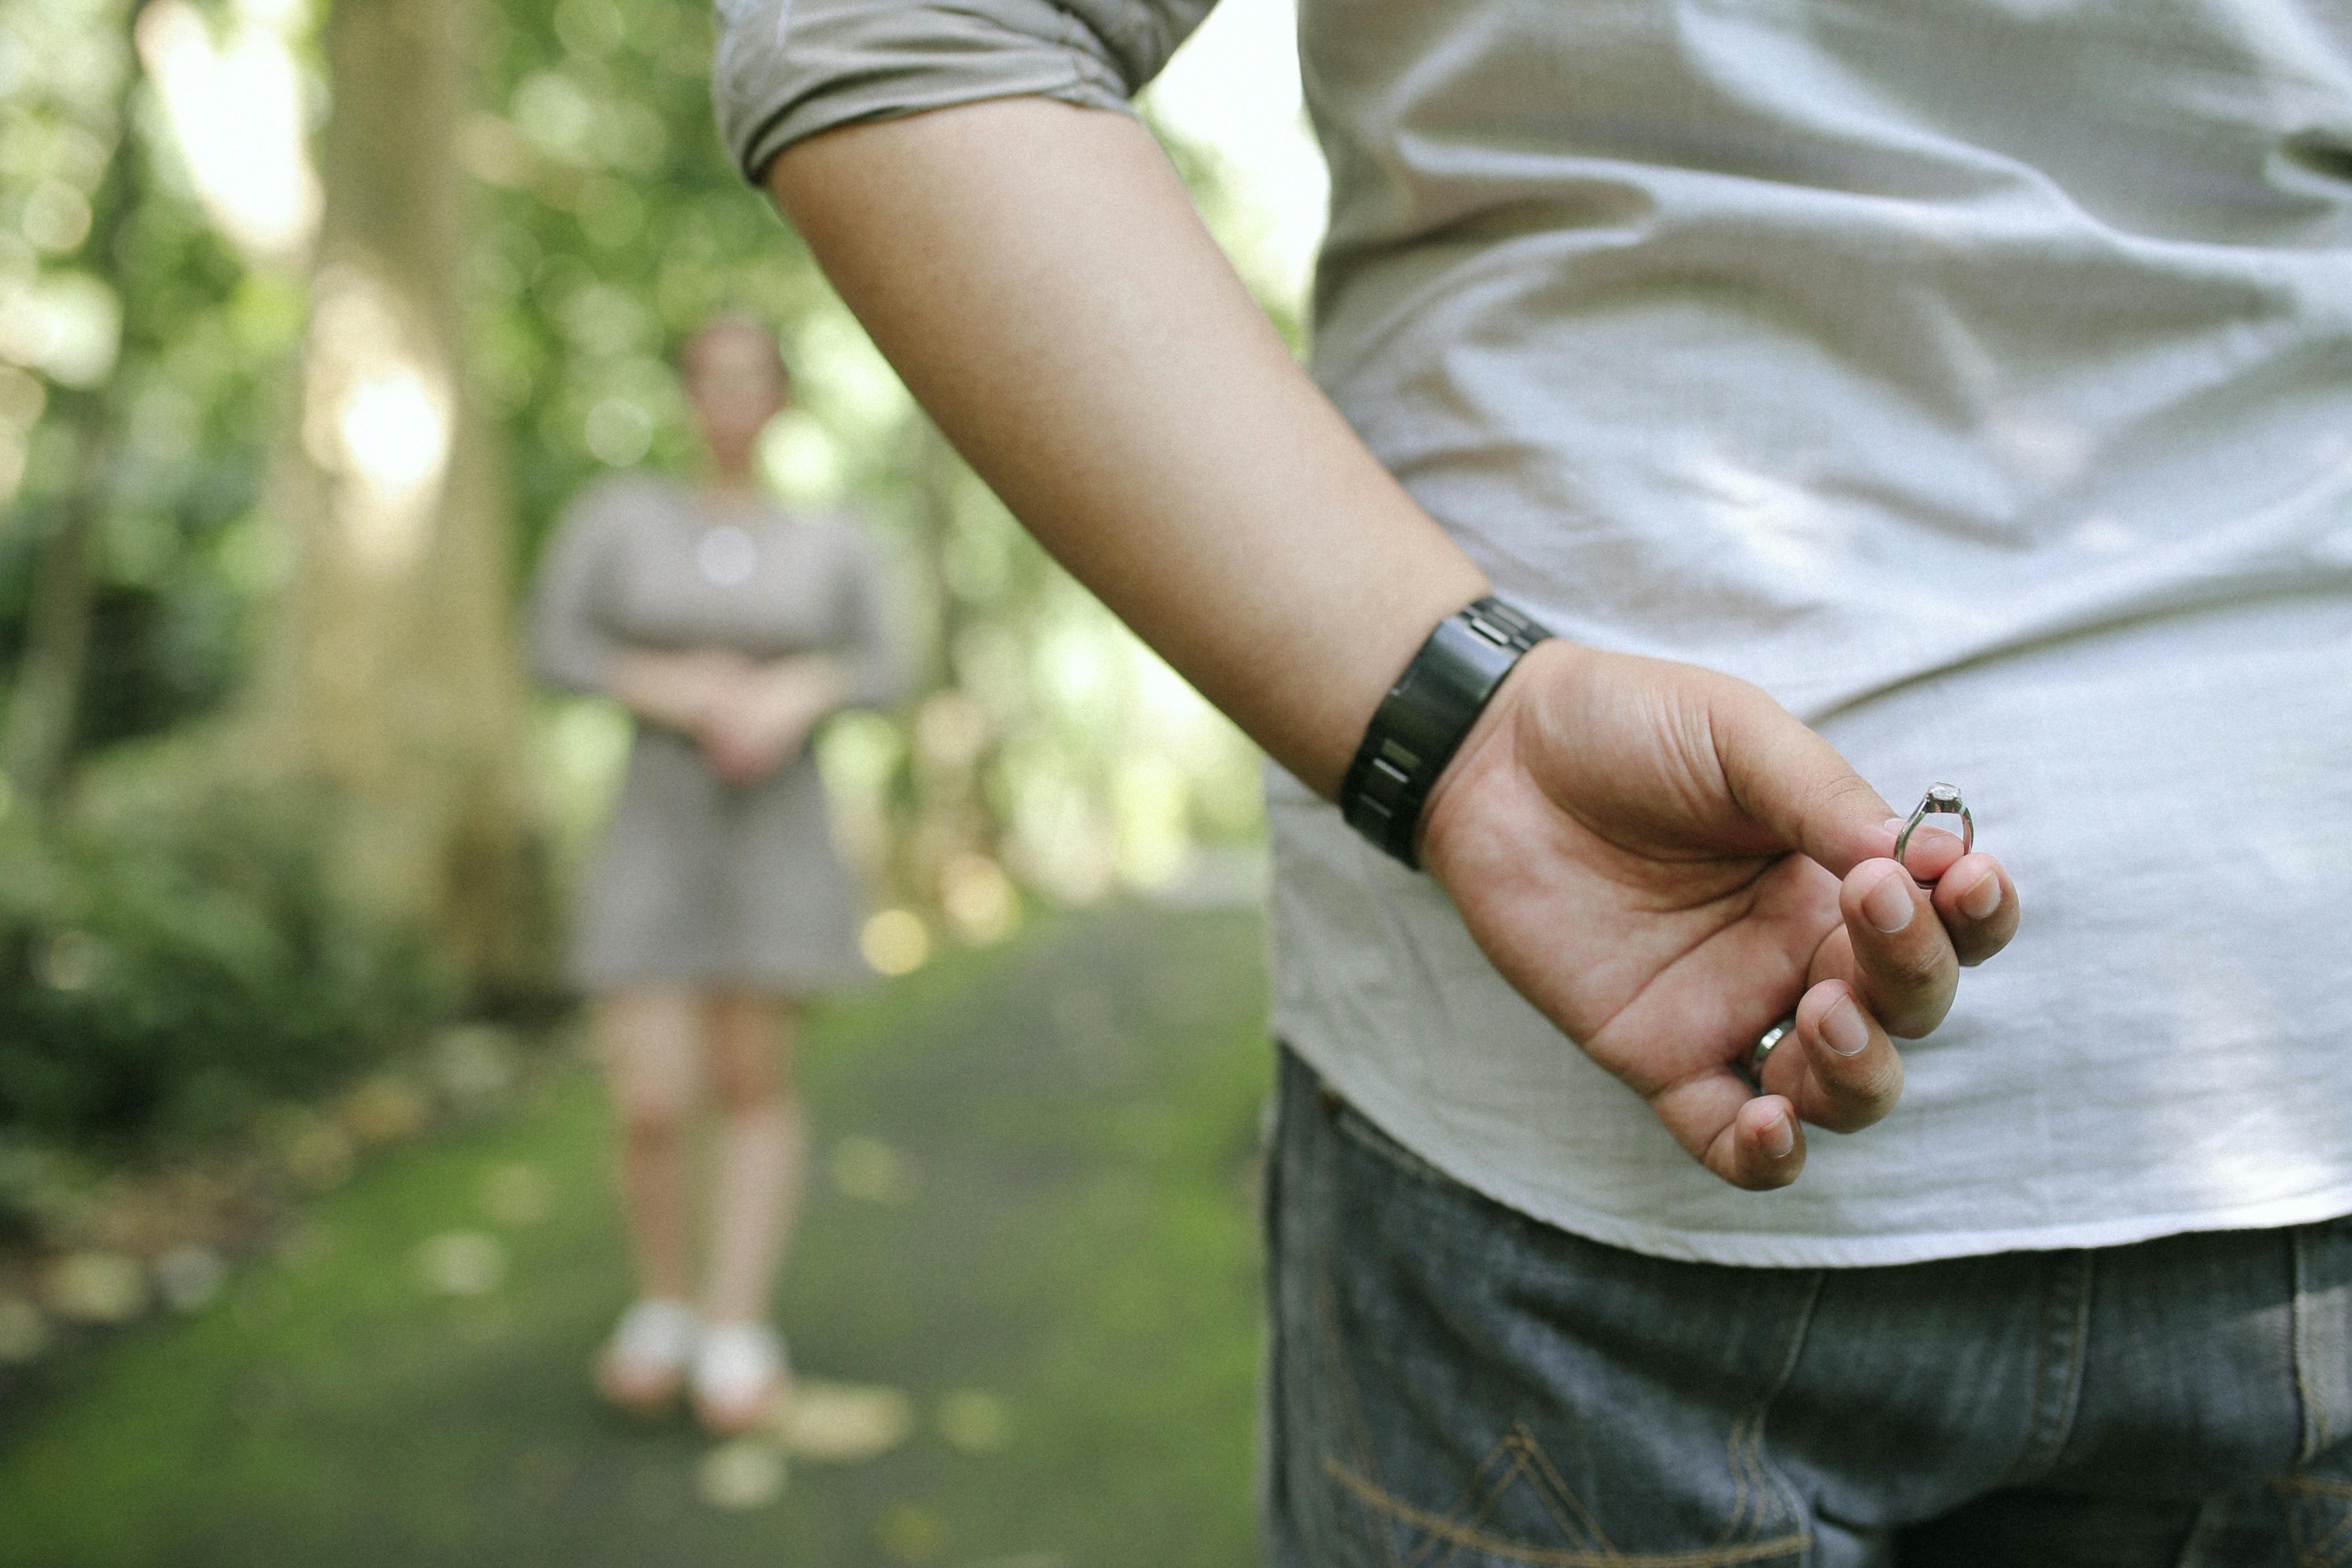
[1340,596,1552,870]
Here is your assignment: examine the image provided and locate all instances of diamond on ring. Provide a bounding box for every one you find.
[1894,782,1973,869]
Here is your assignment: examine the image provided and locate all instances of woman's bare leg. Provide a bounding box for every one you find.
[600,986,705,1305]
[701,991,805,1325]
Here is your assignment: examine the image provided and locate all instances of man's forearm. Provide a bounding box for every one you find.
[767,99,1487,797]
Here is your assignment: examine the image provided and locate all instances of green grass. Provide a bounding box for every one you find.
[0,902,1272,1568]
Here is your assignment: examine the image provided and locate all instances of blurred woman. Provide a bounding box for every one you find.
[530,317,900,1434]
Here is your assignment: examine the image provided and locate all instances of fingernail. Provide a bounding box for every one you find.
[1762,1113,1795,1160]
[1862,870,1915,933]
[1821,997,1869,1057]
[1960,872,2002,920]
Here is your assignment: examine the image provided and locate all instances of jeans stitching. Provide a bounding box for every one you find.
[2297,1225,2324,1463]
[1308,1072,1410,1568]
[1513,1424,1620,1554]
[1417,1435,1546,1568]
[1456,1444,1562,1567]
[1313,1074,1541,1568]
[2293,1222,2352,1466]
[2275,1476,2352,1568]
[1312,1082,1523,1568]
[1321,1458,1811,1568]
[1724,1409,1764,1542]
[2007,1251,2094,1483]
[1317,1234,1409,1568]
[1720,1269,1824,1547]
[1454,1443,1543,1565]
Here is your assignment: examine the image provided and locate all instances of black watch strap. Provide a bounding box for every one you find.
[1340,596,1552,870]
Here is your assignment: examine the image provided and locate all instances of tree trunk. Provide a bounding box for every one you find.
[2,399,104,803]
[0,3,145,805]
[254,0,552,998]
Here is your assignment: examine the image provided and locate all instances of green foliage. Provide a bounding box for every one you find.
[0,0,298,758]
[469,0,836,557]
[0,0,1277,1021]
[0,780,454,1148]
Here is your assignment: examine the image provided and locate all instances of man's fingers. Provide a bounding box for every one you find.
[1770,978,1904,1133]
[1931,851,2021,967]
[1712,1093,1806,1189]
[1892,821,1969,881]
[1839,858,1959,1038]
[1709,684,1894,880]
[1653,1072,1806,1190]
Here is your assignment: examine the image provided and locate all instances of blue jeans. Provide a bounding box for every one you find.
[1263,1046,2352,1567]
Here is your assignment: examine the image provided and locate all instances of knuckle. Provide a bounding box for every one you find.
[1872,933,1950,994]
[1828,1050,1902,1102]
[1882,995,1953,1040]
[1715,1147,1795,1191]
[1835,1077,1902,1127]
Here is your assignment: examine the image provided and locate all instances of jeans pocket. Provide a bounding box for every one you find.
[1320,1419,1813,1568]
[1280,1067,1817,1568]
[2269,1476,2352,1568]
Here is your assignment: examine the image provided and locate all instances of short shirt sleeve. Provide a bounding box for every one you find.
[714,0,1219,183]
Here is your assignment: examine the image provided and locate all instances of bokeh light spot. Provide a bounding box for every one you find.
[936,1388,1013,1455]
[415,1231,507,1297]
[584,396,652,466]
[828,1136,919,1204]
[860,909,930,976]
[695,1438,787,1510]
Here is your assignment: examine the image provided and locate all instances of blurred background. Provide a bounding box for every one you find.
[0,0,1326,1560]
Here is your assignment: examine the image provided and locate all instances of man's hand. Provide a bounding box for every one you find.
[1419,640,2021,1191]
[695,655,849,788]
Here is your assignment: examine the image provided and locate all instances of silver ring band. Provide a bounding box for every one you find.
[1750,1015,1797,1073]
[1894,783,1973,868]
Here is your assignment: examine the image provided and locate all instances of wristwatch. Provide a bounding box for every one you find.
[1340,596,1552,869]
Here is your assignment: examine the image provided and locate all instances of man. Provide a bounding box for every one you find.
[713,0,2352,1559]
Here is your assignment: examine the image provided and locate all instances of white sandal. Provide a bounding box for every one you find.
[596,1298,700,1416]
[691,1321,789,1436]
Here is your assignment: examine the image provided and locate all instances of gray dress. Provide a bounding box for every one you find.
[529,476,903,993]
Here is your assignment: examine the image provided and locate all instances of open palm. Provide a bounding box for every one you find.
[1420,640,2020,1189]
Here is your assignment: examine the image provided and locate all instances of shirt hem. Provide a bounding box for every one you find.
[1280,1027,2352,1269]
[1479,1183,2352,1271]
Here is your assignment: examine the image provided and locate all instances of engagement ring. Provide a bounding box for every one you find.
[1894,783,1972,868]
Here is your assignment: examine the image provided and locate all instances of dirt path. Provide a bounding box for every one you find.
[0,902,1271,1568]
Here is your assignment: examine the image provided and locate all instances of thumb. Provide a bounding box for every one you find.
[1708,680,1894,879]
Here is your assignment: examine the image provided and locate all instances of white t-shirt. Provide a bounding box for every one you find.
[718,0,2352,1265]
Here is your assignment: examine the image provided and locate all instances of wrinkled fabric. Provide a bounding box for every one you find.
[716,0,2352,1262]
[715,0,1213,181]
